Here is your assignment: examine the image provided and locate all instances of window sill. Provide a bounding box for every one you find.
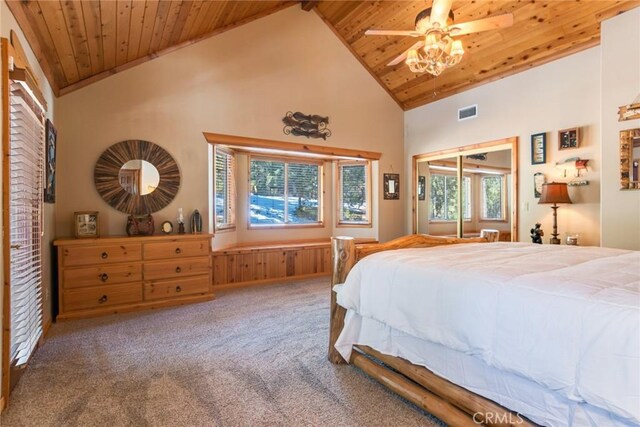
[478,219,508,223]
[336,222,372,228]
[215,225,236,233]
[248,222,325,230]
[428,220,472,224]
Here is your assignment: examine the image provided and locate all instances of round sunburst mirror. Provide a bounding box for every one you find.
[94,140,180,214]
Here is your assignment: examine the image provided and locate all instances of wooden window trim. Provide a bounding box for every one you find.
[247,154,325,229]
[336,160,372,228]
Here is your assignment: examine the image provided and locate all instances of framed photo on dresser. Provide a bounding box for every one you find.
[74,211,99,238]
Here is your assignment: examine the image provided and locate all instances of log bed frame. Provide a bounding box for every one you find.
[328,235,539,427]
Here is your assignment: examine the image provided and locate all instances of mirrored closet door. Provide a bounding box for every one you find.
[413,138,518,241]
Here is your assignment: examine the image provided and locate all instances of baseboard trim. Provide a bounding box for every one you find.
[213,273,330,291]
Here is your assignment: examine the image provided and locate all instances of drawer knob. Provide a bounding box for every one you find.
[175,266,182,273]
[101,252,109,259]
[175,286,182,293]
[175,248,182,254]
[100,273,109,282]
[98,295,108,303]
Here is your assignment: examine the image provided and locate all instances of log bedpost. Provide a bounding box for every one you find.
[329,236,356,364]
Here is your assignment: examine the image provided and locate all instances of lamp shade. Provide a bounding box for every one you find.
[538,182,572,204]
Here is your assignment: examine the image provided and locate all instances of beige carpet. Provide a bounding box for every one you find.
[1,278,443,426]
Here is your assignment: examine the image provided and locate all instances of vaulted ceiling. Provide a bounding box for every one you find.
[7,1,640,110]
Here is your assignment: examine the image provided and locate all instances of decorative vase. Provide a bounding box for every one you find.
[190,209,202,234]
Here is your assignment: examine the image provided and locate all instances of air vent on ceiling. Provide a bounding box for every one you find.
[458,104,478,121]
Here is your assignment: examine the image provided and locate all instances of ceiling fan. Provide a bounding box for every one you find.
[365,0,514,76]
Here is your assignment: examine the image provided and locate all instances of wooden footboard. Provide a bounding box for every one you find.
[329,234,538,427]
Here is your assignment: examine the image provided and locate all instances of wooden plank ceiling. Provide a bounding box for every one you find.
[6,1,640,110]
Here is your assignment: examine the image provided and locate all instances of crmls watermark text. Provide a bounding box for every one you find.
[473,412,525,425]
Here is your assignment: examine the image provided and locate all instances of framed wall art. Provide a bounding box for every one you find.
[531,133,546,165]
[384,173,400,200]
[44,119,57,203]
[74,211,99,238]
[418,176,426,201]
[558,127,580,150]
[534,172,546,198]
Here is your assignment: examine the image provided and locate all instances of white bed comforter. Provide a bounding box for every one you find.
[335,243,640,423]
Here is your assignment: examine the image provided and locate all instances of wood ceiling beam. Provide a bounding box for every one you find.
[301,1,319,12]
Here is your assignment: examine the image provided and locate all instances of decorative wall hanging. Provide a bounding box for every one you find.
[618,94,640,121]
[384,173,400,200]
[558,127,580,150]
[531,132,546,165]
[94,140,180,214]
[619,128,640,190]
[44,119,57,203]
[466,153,487,161]
[282,111,331,140]
[534,172,545,198]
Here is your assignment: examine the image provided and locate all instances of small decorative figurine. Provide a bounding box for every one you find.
[530,223,544,244]
[190,209,202,234]
[177,208,185,234]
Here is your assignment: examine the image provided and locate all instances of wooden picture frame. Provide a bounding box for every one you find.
[383,173,399,200]
[558,127,580,150]
[534,172,545,198]
[44,119,56,203]
[74,211,99,238]
[531,133,546,165]
[620,128,640,190]
[418,176,425,201]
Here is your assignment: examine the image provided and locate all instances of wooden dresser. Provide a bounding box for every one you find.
[53,234,214,320]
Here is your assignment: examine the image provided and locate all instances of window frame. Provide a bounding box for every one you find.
[336,160,372,228]
[428,172,472,223]
[480,174,507,222]
[213,146,236,232]
[248,154,324,229]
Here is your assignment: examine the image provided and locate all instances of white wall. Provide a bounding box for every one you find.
[0,0,56,400]
[54,6,405,249]
[601,8,640,250]
[405,48,602,246]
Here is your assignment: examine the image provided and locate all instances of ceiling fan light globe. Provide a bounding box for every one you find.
[405,49,420,66]
[450,40,464,56]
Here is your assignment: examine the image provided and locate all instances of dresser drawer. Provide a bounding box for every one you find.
[144,257,210,281]
[63,283,143,312]
[64,264,142,289]
[144,240,209,260]
[143,275,210,301]
[62,244,142,267]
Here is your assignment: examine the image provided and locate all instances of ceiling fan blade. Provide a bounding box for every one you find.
[365,29,422,37]
[429,0,453,28]
[387,41,425,66]
[449,13,514,36]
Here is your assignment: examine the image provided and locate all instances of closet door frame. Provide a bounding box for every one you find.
[411,137,519,240]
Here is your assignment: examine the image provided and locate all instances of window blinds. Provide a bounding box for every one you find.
[8,80,44,367]
[214,149,236,228]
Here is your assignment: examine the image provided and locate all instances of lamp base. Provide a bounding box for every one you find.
[550,237,561,245]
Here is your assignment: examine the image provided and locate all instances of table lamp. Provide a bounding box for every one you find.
[538,182,572,244]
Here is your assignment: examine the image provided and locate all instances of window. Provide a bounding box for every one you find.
[337,161,371,225]
[481,175,505,220]
[214,148,236,229]
[8,81,45,373]
[249,157,322,226]
[429,174,471,221]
